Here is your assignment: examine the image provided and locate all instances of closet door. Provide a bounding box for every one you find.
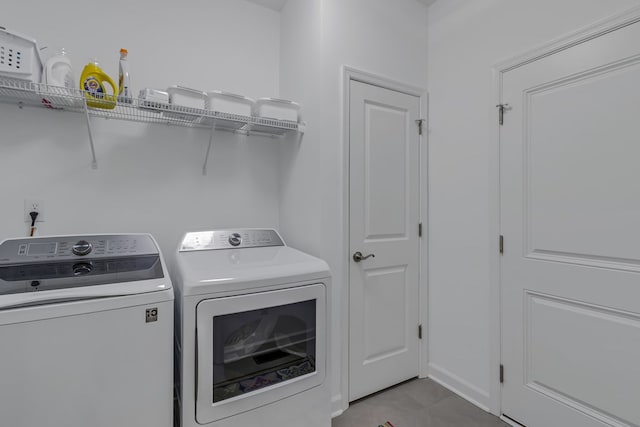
[349,80,421,401]
[500,19,640,427]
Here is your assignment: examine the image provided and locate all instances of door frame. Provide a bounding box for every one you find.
[339,65,429,415]
[489,5,640,418]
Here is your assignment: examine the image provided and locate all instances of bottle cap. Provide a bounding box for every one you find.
[120,48,128,55]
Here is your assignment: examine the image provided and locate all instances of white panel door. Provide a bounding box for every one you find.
[349,80,421,401]
[500,21,640,427]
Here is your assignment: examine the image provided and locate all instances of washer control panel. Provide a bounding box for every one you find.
[0,234,159,264]
[180,229,284,252]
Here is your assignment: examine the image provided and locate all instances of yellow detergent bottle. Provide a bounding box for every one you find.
[79,59,117,109]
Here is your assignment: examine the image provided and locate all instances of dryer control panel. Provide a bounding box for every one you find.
[179,229,284,252]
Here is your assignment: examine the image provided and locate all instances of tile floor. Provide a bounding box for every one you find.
[332,378,509,427]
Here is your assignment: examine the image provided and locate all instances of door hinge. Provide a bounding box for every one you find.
[496,104,509,126]
[499,235,504,255]
[418,222,423,237]
[500,364,504,383]
[418,324,423,339]
[415,119,425,135]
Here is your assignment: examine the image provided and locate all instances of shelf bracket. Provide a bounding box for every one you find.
[202,119,217,175]
[82,97,98,170]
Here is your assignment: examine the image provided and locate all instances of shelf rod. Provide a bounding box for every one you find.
[82,97,98,170]
[202,119,217,175]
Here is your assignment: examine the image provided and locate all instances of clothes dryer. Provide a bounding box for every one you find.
[173,229,331,427]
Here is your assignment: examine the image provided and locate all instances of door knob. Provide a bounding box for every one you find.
[353,251,375,262]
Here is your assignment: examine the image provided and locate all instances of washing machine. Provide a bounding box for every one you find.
[173,228,331,427]
[0,234,174,427]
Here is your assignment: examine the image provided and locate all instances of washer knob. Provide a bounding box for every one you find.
[72,262,93,276]
[72,240,93,256]
[228,233,242,247]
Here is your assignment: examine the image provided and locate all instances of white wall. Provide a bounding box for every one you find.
[279,0,324,257]
[427,0,640,412]
[279,0,429,414]
[0,0,282,259]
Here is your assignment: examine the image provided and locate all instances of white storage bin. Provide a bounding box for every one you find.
[205,91,254,117]
[138,88,169,111]
[167,85,207,109]
[0,27,43,83]
[253,98,301,122]
[165,85,206,120]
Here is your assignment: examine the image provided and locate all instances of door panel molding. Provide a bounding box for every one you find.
[489,5,640,417]
[525,250,640,274]
[524,290,640,427]
[523,56,640,268]
[363,100,409,240]
[362,265,409,363]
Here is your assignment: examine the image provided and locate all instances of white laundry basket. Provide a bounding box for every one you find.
[0,26,43,83]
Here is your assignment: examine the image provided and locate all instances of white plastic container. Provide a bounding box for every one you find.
[43,48,74,89]
[138,88,169,111]
[40,48,82,108]
[167,85,207,109]
[253,97,301,122]
[205,90,254,117]
[165,85,207,120]
[0,26,43,83]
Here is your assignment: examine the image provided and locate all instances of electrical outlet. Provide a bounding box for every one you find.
[24,199,45,223]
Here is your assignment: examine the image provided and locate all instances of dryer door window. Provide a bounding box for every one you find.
[195,283,326,424]
[212,299,316,403]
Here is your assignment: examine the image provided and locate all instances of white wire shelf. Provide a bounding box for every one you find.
[0,77,305,173]
[0,77,306,136]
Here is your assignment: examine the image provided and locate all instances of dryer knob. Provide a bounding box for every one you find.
[72,240,93,256]
[228,233,242,247]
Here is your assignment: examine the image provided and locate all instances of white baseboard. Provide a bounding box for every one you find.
[331,394,346,418]
[331,366,491,418]
[428,363,491,412]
